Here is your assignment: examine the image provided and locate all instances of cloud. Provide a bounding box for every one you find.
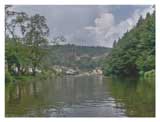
[85,13,114,34]
[84,6,155,47]
[13,5,154,47]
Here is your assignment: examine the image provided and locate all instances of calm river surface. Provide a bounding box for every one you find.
[5,75,155,117]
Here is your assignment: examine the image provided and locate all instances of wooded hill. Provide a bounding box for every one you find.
[103,11,155,77]
[43,44,111,71]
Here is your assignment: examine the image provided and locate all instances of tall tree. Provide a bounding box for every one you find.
[112,40,117,48]
[5,6,49,76]
[5,6,30,75]
[25,14,49,75]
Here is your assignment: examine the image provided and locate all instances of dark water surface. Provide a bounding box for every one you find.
[5,75,155,117]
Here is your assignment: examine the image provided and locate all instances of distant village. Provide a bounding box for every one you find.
[53,65,103,76]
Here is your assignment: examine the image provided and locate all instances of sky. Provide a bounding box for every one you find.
[13,5,154,47]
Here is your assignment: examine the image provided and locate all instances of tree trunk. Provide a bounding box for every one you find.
[32,64,36,76]
[17,64,21,76]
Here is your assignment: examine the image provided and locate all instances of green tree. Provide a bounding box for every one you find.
[25,14,49,75]
[112,40,117,48]
[103,11,155,76]
[5,6,49,80]
[5,6,30,75]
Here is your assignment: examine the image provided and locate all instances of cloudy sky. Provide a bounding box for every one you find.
[13,5,154,47]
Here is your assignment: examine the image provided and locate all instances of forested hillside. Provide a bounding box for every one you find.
[103,11,155,77]
[43,44,111,70]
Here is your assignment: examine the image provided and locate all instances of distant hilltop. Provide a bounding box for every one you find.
[43,44,111,71]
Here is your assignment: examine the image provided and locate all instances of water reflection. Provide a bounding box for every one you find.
[5,75,154,117]
[106,77,155,117]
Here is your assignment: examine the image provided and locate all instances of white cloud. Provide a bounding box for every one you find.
[84,6,155,47]
[85,13,114,35]
[14,5,154,47]
[95,13,115,34]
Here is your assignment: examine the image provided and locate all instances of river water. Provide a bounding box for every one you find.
[5,75,155,117]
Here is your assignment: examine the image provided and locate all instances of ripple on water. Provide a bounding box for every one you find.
[40,98,126,117]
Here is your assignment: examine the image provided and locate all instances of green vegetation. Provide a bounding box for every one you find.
[5,6,50,83]
[5,6,155,82]
[144,69,155,82]
[103,11,155,79]
[5,6,155,117]
[44,44,111,71]
[5,6,110,83]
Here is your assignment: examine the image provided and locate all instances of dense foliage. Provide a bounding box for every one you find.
[103,12,155,76]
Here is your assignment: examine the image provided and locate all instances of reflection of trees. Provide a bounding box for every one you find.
[6,75,127,116]
[51,75,108,105]
[15,84,21,102]
[5,80,45,116]
[32,82,37,97]
[107,78,155,117]
[6,83,22,104]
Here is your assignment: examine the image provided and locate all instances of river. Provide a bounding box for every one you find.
[5,75,155,117]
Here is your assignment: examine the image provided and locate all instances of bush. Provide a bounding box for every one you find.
[5,70,14,83]
[144,69,155,82]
